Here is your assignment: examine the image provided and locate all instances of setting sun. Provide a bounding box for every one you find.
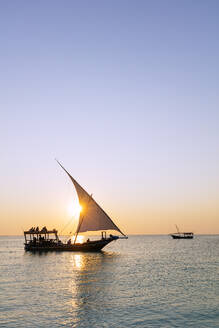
[67,202,82,219]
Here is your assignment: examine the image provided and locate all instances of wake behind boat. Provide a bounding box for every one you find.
[24,161,127,252]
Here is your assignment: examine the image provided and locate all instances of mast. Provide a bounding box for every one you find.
[175,225,180,234]
[74,194,92,244]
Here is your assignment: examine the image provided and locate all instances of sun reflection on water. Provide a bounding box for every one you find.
[71,235,85,244]
[72,254,84,270]
[66,252,119,326]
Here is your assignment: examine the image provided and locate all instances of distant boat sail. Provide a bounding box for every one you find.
[57,161,125,238]
[24,161,127,252]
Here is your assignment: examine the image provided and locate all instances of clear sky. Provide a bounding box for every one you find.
[1,0,219,235]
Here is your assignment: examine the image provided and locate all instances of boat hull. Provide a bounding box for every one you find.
[24,236,117,252]
[170,234,193,239]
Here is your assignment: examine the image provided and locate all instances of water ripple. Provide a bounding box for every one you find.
[0,235,218,327]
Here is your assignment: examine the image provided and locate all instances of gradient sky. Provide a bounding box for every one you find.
[1,0,219,235]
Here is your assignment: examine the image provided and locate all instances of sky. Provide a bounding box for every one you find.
[1,0,219,235]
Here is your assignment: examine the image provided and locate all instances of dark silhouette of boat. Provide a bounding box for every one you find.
[170,225,194,239]
[24,228,120,252]
[24,161,127,252]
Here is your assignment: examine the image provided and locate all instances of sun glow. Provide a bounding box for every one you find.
[67,201,82,219]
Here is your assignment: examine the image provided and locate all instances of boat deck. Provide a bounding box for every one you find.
[24,235,119,252]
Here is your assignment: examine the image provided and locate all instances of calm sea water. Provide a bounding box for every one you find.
[0,235,218,327]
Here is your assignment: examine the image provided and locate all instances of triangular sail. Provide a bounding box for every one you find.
[57,161,125,236]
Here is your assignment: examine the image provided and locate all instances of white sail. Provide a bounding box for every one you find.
[57,161,125,236]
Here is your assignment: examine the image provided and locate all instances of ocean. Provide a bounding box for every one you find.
[0,235,218,327]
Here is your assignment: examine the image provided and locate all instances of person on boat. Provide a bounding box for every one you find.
[67,239,71,245]
[87,238,90,243]
[39,235,45,242]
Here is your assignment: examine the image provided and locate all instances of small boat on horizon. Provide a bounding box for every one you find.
[170,225,194,239]
[24,161,127,252]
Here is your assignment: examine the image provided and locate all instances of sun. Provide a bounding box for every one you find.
[76,203,83,217]
[67,201,82,219]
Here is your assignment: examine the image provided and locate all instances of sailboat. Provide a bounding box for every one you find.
[24,161,127,252]
[170,225,194,239]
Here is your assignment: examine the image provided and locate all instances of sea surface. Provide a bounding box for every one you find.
[0,235,218,328]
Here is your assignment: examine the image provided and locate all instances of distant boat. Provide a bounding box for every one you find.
[170,225,194,239]
[24,161,127,252]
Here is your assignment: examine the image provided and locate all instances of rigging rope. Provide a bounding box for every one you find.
[60,217,75,236]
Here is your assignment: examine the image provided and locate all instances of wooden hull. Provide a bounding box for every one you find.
[24,237,117,252]
[171,234,193,239]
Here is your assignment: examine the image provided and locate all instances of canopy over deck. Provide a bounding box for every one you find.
[24,227,59,243]
[24,228,58,235]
